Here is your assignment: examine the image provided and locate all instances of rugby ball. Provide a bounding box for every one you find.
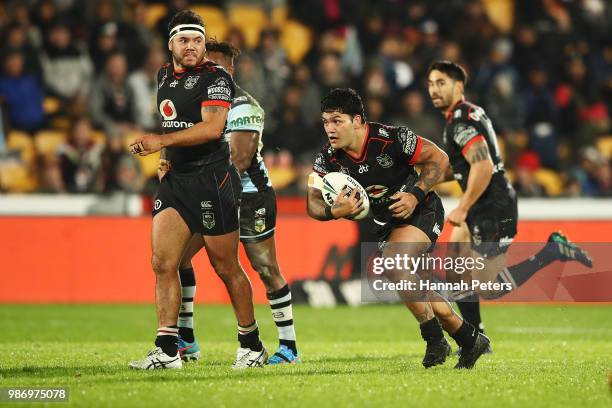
[321,172,370,220]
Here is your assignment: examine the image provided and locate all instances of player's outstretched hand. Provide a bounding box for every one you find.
[332,187,364,219]
[129,134,163,156]
[447,206,468,226]
[389,192,418,219]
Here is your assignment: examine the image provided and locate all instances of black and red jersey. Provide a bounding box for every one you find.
[313,122,430,222]
[443,100,515,212]
[156,60,235,167]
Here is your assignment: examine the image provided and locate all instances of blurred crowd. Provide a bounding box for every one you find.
[0,0,610,197]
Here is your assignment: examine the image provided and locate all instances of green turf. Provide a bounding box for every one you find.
[1,304,611,407]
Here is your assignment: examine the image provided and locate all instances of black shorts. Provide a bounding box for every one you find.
[375,192,445,245]
[152,163,241,235]
[240,188,277,244]
[467,195,518,257]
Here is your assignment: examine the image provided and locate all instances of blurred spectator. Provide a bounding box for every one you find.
[10,3,43,50]
[291,64,322,127]
[120,0,155,71]
[0,51,44,133]
[317,52,348,94]
[89,52,138,138]
[555,57,610,148]
[128,44,166,131]
[389,90,443,146]
[40,20,93,113]
[255,28,290,113]
[1,22,43,78]
[32,0,61,45]
[513,150,547,197]
[156,0,189,41]
[485,71,525,135]
[365,97,386,124]
[46,116,106,193]
[90,21,122,73]
[234,53,267,110]
[523,64,559,168]
[570,146,612,197]
[102,135,145,194]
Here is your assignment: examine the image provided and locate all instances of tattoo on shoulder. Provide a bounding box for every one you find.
[203,105,224,113]
[420,161,442,191]
[468,146,490,164]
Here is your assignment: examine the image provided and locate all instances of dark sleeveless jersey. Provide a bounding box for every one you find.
[313,122,431,222]
[156,60,235,167]
[443,100,515,211]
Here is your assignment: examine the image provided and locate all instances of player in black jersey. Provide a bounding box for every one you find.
[308,88,491,369]
[128,10,267,370]
[427,61,592,332]
[171,40,300,365]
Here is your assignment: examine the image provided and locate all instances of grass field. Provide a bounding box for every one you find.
[1,304,611,407]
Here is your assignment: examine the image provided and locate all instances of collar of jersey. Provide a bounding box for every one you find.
[172,60,210,80]
[344,123,370,162]
[445,99,466,121]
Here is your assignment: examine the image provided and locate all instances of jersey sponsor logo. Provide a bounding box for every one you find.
[397,128,418,155]
[169,80,179,88]
[159,99,177,120]
[233,96,248,103]
[184,75,199,90]
[207,77,231,100]
[365,184,388,198]
[453,172,463,180]
[378,127,389,137]
[454,124,479,146]
[358,164,369,173]
[162,120,194,129]
[229,114,262,129]
[201,201,212,209]
[154,199,162,210]
[376,154,394,168]
[454,109,462,118]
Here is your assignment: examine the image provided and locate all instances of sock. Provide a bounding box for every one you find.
[449,320,478,350]
[237,321,263,351]
[455,292,484,333]
[497,246,558,289]
[155,326,179,357]
[178,267,195,343]
[419,317,444,343]
[267,284,298,354]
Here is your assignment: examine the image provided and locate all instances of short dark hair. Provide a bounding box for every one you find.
[205,39,241,60]
[168,10,205,33]
[427,60,468,85]
[321,88,366,122]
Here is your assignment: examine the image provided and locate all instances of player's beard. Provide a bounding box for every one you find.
[173,49,205,69]
[432,93,453,111]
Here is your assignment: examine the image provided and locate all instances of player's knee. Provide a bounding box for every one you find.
[210,257,242,282]
[151,254,177,276]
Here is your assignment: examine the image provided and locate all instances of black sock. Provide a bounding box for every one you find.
[498,245,557,288]
[419,317,444,343]
[238,321,263,351]
[450,321,478,350]
[178,267,196,343]
[155,326,179,357]
[456,293,484,333]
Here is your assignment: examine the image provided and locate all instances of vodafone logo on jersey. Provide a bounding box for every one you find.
[159,99,177,120]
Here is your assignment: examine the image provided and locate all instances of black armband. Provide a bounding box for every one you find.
[410,186,426,203]
[324,205,336,220]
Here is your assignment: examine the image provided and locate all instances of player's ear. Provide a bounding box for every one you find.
[168,40,173,52]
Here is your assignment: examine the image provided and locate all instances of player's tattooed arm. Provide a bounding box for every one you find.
[448,139,494,226]
[413,138,450,193]
[228,131,259,172]
[163,105,229,147]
